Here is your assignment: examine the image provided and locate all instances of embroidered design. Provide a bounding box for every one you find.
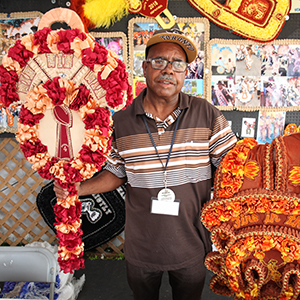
[289,166,300,185]
[186,0,290,42]
[244,161,259,179]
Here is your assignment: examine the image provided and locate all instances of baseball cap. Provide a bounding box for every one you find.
[145,28,198,64]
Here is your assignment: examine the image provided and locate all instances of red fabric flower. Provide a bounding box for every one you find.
[8,40,33,68]
[18,106,44,126]
[81,43,108,70]
[63,165,82,183]
[57,233,83,250]
[0,65,19,107]
[69,84,90,111]
[84,107,111,133]
[43,77,66,105]
[57,256,85,274]
[37,157,58,180]
[56,229,83,242]
[56,29,82,54]
[98,61,133,109]
[56,181,79,195]
[79,145,107,169]
[20,140,48,158]
[34,27,52,53]
[54,201,82,223]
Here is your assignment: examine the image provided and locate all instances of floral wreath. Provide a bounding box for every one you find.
[0,20,132,273]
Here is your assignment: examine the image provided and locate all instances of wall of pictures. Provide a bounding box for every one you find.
[207,39,300,110]
[128,17,209,98]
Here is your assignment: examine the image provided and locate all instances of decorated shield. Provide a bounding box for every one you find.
[0,7,132,273]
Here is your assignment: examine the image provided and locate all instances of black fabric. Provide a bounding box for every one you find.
[36,181,126,251]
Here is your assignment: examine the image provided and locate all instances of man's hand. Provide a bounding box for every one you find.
[53,181,80,199]
[52,170,126,199]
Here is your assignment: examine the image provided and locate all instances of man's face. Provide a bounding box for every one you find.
[142,42,187,101]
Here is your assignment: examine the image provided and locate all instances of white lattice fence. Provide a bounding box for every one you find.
[0,137,124,256]
[0,137,55,245]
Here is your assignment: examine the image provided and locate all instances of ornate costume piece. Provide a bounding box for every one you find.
[186,0,291,42]
[202,133,300,299]
[0,8,132,273]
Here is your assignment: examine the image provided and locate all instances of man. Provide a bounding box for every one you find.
[54,28,237,300]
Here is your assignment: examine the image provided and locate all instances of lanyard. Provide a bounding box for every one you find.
[142,110,182,188]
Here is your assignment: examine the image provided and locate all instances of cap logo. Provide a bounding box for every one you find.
[159,34,195,51]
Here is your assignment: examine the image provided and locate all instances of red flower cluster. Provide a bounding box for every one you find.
[98,61,133,109]
[69,85,90,110]
[43,77,66,105]
[82,43,108,69]
[33,27,52,53]
[8,40,33,68]
[0,66,18,107]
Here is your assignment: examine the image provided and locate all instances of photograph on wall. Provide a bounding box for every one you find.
[0,12,42,64]
[256,111,286,144]
[207,39,300,111]
[287,45,300,76]
[211,76,235,106]
[235,76,261,107]
[91,32,127,64]
[260,76,290,107]
[241,117,256,138]
[235,44,261,76]
[128,17,209,98]
[211,43,236,76]
[261,44,289,76]
[0,104,22,134]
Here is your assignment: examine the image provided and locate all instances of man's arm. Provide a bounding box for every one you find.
[53,170,127,199]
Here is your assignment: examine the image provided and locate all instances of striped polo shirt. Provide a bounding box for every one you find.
[105,90,237,270]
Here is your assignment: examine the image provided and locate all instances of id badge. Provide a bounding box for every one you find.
[151,188,180,216]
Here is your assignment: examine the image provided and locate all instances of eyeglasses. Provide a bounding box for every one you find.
[145,58,188,73]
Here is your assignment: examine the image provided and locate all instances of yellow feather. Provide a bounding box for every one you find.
[83,0,129,28]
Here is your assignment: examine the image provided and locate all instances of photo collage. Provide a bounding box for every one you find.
[129,18,208,98]
[209,41,300,109]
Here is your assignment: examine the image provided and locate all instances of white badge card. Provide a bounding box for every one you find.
[151,197,180,216]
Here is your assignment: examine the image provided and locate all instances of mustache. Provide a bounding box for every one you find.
[158,75,176,84]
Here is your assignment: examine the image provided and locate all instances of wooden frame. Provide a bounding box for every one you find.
[207,39,300,111]
[128,17,209,99]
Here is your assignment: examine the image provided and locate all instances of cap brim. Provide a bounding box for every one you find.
[146,32,197,64]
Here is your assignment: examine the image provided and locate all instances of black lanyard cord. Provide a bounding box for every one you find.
[142,110,182,172]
